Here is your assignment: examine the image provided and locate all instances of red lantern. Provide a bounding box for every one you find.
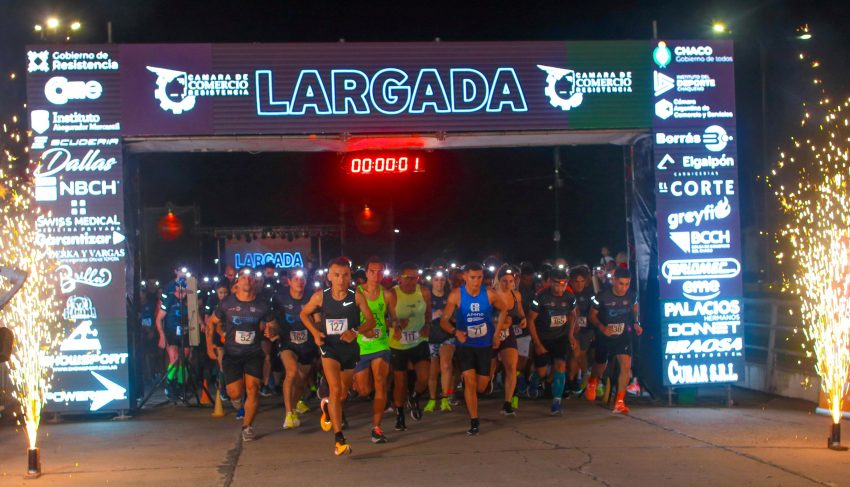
[158,210,184,241]
[355,205,382,235]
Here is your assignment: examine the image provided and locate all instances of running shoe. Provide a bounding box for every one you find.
[283,412,301,429]
[516,374,528,395]
[408,394,423,421]
[612,400,630,415]
[295,400,311,414]
[235,407,245,420]
[551,398,562,416]
[320,398,332,432]
[394,414,407,431]
[467,422,480,436]
[511,395,520,411]
[626,380,641,397]
[501,402,516,417]
[440,397,452,412]
[259,385,272,397]
[423,399,436,413]
[527,374,540,400]
[585,378,598,401]
[371,426,388,444]
[334,440,351,456]
[241,425,256,442]
[572,381,586,397]
[596,382,605,399]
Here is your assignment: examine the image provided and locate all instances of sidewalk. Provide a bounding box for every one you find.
[0,389,848,486]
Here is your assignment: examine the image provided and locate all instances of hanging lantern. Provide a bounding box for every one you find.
[158,210,184,241]
[355,205,382,235]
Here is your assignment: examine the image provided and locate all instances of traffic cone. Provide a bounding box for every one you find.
[212,387,226,418]
[200,379,213,406]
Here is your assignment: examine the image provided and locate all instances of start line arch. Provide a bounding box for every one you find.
[25,39,742,413]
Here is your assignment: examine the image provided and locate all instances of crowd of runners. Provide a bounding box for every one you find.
[147,252,641,456]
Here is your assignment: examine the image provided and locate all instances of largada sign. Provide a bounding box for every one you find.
[25,40,740,411]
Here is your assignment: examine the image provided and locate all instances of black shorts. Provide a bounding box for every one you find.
[222,351,265,384]
[390,342,430,370]
[163,325,184,347]
[534,335,571,368]
[456,346,493,376]
[576,328,596,352]
[496,328,518,351]
[594,335,632,364]
[280,342,318,366]
[318,341,360,370]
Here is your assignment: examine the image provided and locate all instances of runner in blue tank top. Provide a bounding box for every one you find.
[439,262,509,436]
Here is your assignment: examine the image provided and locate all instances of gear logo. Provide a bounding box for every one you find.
[537,65,583,111]
[146,66,196,115]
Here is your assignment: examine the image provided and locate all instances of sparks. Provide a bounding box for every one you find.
[0,168,64,449]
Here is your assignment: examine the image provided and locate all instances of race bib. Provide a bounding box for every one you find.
[499,329,509,341]
[550,314,567,328]
[467,323,488,338]
[235,330,256,344]
[289,330,309,345]
[511,325,522,336]
[609,323,625,336]
[141,318,152,328]
[326,318,348,335]
[577,316,587,328]
[365,327,383,340]
[175,325,183,336]
[400,330,419,344]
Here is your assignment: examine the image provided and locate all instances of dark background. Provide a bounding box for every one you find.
[2,0,846,278]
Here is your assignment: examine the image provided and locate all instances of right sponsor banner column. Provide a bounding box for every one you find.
[651,40,744,387]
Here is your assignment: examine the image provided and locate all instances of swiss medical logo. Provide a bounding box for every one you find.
[537,65,633,112]
[146,66,250,115]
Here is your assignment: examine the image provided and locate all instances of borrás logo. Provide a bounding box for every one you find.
[667,197,732,230]
[146,66,250,114]
[538,65,632,111]
[661,258,741,283]
[655,125,733,152]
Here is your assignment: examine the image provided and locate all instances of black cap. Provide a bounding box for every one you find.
[550,268,568,281]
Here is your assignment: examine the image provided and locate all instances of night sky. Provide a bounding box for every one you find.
[3,0,848,277]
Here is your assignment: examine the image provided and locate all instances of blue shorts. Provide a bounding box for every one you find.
[354,349,391,373]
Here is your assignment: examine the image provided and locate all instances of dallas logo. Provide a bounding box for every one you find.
[537,65,633,112]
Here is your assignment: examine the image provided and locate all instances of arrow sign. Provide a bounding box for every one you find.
[112,231,126,245]
[657,154,675,170]
[90,371,127,411]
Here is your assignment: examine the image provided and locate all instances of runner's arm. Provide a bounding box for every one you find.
[420,286,432,337]
[299,290,325,340]
[439,289,459,335]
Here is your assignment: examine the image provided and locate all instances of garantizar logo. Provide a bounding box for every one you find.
[537,65,632,112]
[146,66,250,114]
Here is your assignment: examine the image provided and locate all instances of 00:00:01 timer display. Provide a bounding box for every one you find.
[346,155,424,174]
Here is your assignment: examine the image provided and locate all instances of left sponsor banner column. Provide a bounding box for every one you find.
[26,46,129,412]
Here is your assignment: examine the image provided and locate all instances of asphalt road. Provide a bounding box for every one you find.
[0,389,848,486]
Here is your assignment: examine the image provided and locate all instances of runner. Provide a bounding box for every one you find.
[439,262,508,435]
[209,268,277,441]
[527,268,577,416]
[568,266,595,396]
[155,267,192,401]
[587,267,642,414]
[265,268,316,429]
[389,262,432,431]
[424,269,455,413]
[491,264,524,416]
[299,257,376,456]
[352,257,392,443]
[205,281,230,402]
[515,262,535,398]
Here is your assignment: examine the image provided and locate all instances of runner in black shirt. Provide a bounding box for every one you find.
[300,257,376,456]
[587,267,642,414]
[209,268,276,441]
[568,266,595,396]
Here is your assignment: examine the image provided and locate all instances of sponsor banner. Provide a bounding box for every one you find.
[225,237,311,270]
[651,39,743,386]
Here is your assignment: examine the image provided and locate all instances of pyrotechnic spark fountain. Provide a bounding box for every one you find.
[767,27,850,450]
[0,159,64,473]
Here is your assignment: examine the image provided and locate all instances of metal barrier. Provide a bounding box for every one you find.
[742,297,818,398]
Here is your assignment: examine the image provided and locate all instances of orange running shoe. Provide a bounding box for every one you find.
[585,378,598,401]
[612,400,630,415]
